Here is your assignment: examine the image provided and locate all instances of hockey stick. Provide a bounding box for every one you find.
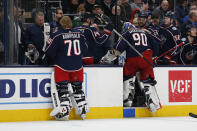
[189,112,197,118]
[153,42,184,61]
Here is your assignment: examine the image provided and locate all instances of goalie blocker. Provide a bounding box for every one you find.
[100,27,161,114]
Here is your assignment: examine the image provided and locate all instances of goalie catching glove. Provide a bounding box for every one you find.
[99,49,121,64]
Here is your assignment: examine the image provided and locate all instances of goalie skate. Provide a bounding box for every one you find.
[138,78,161,114]
[50,101,72,121]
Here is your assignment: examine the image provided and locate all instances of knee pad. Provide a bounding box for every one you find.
[123,76,136,107]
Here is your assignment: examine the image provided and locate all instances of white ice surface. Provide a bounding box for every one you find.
[0,117,197,131]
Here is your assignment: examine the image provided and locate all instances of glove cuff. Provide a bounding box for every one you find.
[104,29,112,35]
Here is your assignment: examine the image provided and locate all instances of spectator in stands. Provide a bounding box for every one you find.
[12,6,26,64]
[50,8,64,34]
[70,0,80,14]
[25,11,46,65]
[77,4,86,15]
[85,0,98,13]
[175,0,189,26]
[62,0,83,14]
[181,10,197,37]
[101,0,113,18]
[17,7,26,65]
[142,1,150,13]
[152,0,169,25]
[119,0,132,21]
[129,8,140,24]
[183,4,197,24]
[130,0,143,12]
[146,0,158,11]
[111,1,127,22]
[91,4,111,26]
[111,5,124,33]
[72,4,86,28]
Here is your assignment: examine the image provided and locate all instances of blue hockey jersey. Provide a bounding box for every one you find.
[75,25,110,57]
[114,29,159,58]
[147,24,162,43]
[45,28,88,71]
[159,26,182,55]
[179,37,197,65]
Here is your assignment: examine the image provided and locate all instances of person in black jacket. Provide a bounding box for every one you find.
[25,11,46,65]
[84,0,98,13]
[100,0,113,18]
[181,10,197,37]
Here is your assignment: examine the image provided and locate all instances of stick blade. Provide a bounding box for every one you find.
[189,112,197,118]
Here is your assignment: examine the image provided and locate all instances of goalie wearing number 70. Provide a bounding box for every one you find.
[45,16,89,121]
[100,27,161,114]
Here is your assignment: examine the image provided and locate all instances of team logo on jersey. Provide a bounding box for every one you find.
[169,70,192,102]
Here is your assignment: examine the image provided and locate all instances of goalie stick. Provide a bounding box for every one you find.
[189,112,197,118]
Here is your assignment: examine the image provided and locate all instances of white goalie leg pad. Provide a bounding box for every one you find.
[139,79,161,114]
[50,72,61,116]
[50,73,72,120]
[123,76,135,107]
[71,82,89,120]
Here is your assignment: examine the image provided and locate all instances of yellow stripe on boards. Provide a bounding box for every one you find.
[0,109,53,122]
[70,107,123,120]
[135,105,197,117]
[0,107,123,122]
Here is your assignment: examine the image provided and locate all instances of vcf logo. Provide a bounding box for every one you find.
[169,70,192,102]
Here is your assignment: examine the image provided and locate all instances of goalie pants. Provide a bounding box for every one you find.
[123,50,154,81]
[54,66,84,83]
